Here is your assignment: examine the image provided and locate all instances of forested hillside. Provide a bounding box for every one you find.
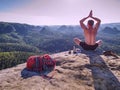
[0,22,120,69]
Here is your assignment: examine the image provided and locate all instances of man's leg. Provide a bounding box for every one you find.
[96,40,102,46]
[74,38,81,46]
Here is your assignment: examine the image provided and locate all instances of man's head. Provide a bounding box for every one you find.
[87,20,94,27]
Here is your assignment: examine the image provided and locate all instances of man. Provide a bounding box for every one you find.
[74,10,102,50]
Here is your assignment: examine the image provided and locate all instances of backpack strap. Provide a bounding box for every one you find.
[35,56,40,72]
[42,56,48,71]
[41,56,56,79]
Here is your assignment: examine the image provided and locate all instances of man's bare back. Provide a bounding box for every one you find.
[74,10,102,50]
[83,27,97,45]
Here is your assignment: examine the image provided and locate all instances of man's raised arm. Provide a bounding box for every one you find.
[80,10,92,30]
[79,16,88,30]
[91,16,101,30]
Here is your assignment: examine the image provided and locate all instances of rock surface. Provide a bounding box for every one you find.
[0,51,120,90]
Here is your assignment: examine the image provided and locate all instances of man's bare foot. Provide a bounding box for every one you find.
[73,38,81,45]
[96,40,102,46]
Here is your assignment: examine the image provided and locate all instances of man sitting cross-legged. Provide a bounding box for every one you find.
[74,10,102,50]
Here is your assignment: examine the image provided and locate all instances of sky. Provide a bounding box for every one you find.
[0,0,120,25]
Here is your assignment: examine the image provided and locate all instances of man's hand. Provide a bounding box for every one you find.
[88,10,93,17]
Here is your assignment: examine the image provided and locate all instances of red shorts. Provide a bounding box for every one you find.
[80,42,98,50]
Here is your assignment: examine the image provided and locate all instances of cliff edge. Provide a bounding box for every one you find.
[0,51,120,90]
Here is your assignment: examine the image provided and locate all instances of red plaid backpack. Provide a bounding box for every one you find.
[26,54,56,72]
